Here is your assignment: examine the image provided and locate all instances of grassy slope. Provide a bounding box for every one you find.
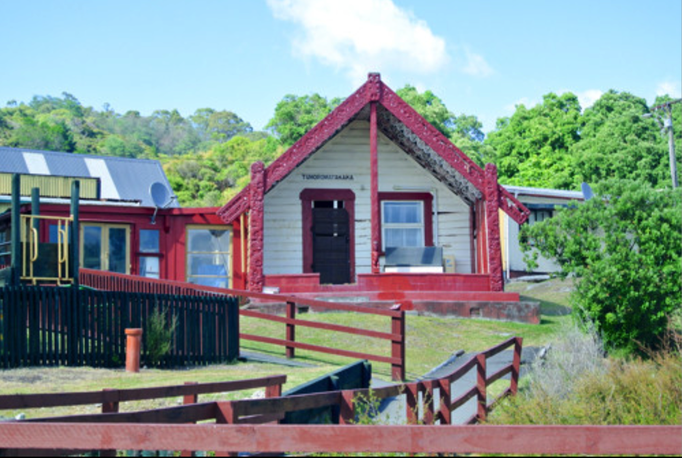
[0,278,573,418]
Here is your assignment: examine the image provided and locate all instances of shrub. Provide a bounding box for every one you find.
[521,178,682,353]
[488,322,682,425]
[145,306,178,367]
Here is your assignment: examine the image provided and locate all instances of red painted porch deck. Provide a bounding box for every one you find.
[259,273,540,324]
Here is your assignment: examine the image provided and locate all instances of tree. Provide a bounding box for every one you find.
[485,93,582,189]
[396,85,490,165]
[265,94,341,147]
[570,90,676,188]
[190,108,253,143]
[521,179,682,353]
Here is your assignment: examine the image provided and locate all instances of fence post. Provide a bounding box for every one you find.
[510,337,523,395]
[216,402,239,457]
[339,390,355,425]
[265,382,282,399]
[101,388,119,458]
[405,383,419,424]
[423,380,435,425]
[391,310,405,381]
[285,301,296,359]
[439,378,452,425]
[181,382,199,458]
[476,353,487,422]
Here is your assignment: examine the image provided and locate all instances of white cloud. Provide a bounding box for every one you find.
[461,47,493,77]
[504,97,535,114]
[575,89,603,110]
[656,80,681,98]
[267,0,449,84]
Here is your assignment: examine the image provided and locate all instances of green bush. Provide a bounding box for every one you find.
[521,179,682,353]
[488,350,682,425]
[144,306,178,367]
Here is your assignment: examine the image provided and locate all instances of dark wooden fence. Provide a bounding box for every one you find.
[0,285,239,369]
[80,269,406,380]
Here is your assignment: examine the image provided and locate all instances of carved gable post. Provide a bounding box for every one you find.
[484,164,504,291]
[249,161,266,292]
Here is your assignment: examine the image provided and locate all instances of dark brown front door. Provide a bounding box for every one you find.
[312,202,350,285]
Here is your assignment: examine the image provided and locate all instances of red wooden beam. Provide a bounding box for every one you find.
[1,424,679,455]
[369,101,380,274]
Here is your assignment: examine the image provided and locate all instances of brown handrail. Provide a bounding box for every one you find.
[0,375,286,411]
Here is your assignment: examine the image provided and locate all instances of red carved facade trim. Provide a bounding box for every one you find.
[498,187,530,225]
[300,189,356,282]
[217,186,250,224]
[248,162,266,292]
[370,102,380,274]
[485,164,503,292]
[378,84,486,195]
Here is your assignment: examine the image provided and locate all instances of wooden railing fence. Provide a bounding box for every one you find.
[1,424,678,456]
[0,285,239,368]
[80,269,406,380]
[0,337,679,455]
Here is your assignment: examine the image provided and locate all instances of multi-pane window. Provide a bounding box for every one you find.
[529,209,553,225]
[381,201,425,249]
[139,229,160,279]
[80,223,130,274]
[186,226,231,288]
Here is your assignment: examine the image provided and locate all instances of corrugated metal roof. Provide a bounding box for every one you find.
[0,147,179,208]
[502,185,584,200]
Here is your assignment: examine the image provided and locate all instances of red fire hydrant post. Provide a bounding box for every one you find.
[125,328,143,373]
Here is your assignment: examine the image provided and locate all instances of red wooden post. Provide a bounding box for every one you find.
[476,354,487,422]
[405,383,419,425]
[391,311,405,381]
[216,402,239,457]
[510,337,523,395]
[125,328,143,373]
[265,383,282,399]
[181,382,199,457]
[339,390,355,425]
[285,301,296,359]
[484,164,503,291]
[439,378,452,425]
[369,100,380,274]
[423,380,435,425]
[248,161,266,292]
[100,389,119,457]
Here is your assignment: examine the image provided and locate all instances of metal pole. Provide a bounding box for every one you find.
[10,174,21,286]
[666,105,678,188]
[70,180,80,286]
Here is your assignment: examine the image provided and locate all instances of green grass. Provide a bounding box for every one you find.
[241,278,573,381]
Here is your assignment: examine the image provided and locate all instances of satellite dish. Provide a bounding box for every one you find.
[149,182,176,224]
[150,182,171,208]
[581,182,594,201]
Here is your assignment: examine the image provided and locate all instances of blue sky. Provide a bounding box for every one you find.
[1,0,680,133]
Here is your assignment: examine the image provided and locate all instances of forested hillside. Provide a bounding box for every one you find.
[1,88,679,207]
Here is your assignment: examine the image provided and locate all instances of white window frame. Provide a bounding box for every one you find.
[185,225,232,288]
[381,200,425,250]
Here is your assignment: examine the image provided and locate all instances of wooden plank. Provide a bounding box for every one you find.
[0,424,679,455]
[240,310,401,342]
[450,386,477,412]
[0,376,287,410]
[486,365,512,386]
[480,336,516,359]
[27,402,218,425]
[228,392,342,418]
[240,333,400,364]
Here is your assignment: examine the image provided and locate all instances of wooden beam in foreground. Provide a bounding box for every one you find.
[0,424,679,455]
